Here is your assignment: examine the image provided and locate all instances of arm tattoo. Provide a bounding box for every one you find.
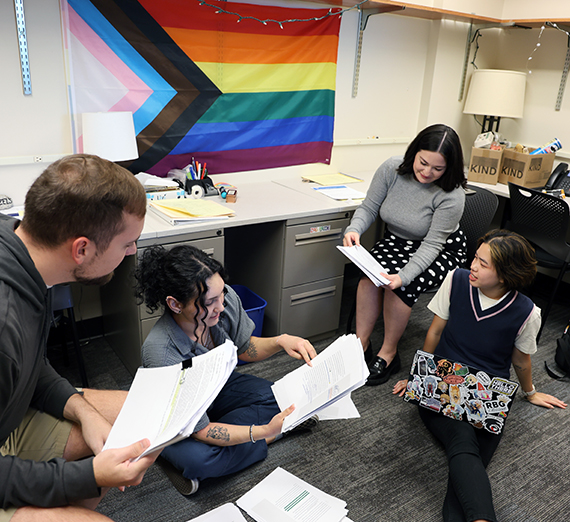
[206,425,230,442]
[245,338,258,360]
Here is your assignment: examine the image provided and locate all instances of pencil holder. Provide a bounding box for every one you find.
[185,176,218,198]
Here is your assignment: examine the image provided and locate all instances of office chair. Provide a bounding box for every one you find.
[345,184,499,334]
[460,183,499,266]
[506,182,570,342]
[51,284,89,387]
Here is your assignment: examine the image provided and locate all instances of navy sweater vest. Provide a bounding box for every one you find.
[436,269,534,379]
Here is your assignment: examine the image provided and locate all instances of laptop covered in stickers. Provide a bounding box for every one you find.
[403,350,519,435]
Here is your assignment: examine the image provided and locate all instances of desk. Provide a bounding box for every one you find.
[467,181,509,199]
[101,170,375,374]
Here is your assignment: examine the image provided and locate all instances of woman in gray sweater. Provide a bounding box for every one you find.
[343,124,466,386]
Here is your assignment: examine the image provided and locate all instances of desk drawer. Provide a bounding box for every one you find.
[283,217,349,288]
[279,276,343,338]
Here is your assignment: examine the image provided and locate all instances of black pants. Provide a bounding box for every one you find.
[419,407,503,522]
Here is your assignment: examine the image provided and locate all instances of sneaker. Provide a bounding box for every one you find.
[365,352,401,386]
[157,457,199,496]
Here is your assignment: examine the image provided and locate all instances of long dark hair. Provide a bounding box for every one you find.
[398,124,466,191]
[134,244,227,336]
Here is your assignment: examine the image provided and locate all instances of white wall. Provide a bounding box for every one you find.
[0,0,71,204]
[2,0,570,318]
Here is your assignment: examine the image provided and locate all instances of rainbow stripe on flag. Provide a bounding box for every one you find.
[63,0,341,175]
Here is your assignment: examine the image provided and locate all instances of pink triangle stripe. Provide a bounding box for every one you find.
[69,6,152,113]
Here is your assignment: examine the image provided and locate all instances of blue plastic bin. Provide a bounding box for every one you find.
[231,285,267,337]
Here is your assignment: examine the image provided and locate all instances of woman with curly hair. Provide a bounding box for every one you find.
[134,244,317,495]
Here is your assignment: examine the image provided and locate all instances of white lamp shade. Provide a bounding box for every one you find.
[81,112,139,162]
[463,69,526,119]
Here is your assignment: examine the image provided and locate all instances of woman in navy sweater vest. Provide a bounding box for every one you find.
[394,229,566,522]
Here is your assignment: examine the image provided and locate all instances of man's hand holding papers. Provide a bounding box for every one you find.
[271,335,369,432]
[103,340,237,458]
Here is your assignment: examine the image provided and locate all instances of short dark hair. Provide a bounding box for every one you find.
[477,229,537,291]
[134,244,227,332]
[398,124,466,191]
[20,154,146,251]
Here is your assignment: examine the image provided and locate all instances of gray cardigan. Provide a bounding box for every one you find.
[345,156,465,287]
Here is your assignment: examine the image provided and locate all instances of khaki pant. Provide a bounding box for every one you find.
[0,409,73,521]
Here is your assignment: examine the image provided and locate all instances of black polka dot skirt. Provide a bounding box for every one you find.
[370,228,467,307]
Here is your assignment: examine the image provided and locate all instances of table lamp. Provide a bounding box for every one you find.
[463,69,526,134]
[81,111,139,161]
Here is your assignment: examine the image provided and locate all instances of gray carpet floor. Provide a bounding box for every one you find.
[49,271,570,522]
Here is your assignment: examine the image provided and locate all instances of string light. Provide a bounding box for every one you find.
[197,0,369,26]
[527,24,546,75]
[470,29,483,69]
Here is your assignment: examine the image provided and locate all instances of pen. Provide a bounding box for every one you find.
[203,162,207,179]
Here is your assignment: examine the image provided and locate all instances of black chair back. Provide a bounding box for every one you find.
[460,184,499,265]
[507,183,570,263]
[507,182,570,342]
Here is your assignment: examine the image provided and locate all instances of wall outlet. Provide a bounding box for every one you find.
[33,156,42,163]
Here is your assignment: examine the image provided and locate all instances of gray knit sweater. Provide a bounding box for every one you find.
[345,156,465,287]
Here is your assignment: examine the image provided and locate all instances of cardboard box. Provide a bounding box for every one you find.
[498,148,555,188]
[467,147,503,185]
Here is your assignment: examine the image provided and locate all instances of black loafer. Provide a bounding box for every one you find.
[366,352,401,386]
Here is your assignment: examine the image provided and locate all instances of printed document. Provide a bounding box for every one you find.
[237,467,348,522]
[185,503,247,522]
[313,185,366,201]
[271,335,368,432]
[104,341,237,457]
[337,245,390,287]
[301,173,363,185]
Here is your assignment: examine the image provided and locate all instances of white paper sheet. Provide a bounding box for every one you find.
[313,185,366,200]
[104,341,237,457]
[237,467,347,522]
[315,394,360,421]
[271,335,368,432]
[336,245,390,287]
[185,503,247,522]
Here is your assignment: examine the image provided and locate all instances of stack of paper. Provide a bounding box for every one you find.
[103,341,237,457]
[301,173,363,185]
[185,503,247,522]
[271,334,369,432]
[237,467,350,522]
[337,244,390,287]
[313,185,366,201]
[149,198,234,225]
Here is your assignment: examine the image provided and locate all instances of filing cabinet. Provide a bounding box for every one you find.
[225,211,350,339]
[101,229,224,375]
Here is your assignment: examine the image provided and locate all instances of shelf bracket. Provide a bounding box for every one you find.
[550,23,570,111]
[13,0,31,96]
[352,6,405,98]
[459,21,517,102]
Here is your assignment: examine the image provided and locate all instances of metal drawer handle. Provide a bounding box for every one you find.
[289,285,337,306]
[294,228,343,246]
